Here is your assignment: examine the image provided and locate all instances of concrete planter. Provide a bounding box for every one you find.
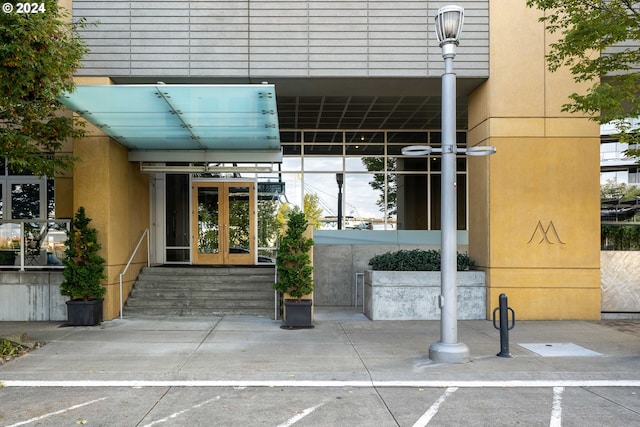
[364,270,486,320]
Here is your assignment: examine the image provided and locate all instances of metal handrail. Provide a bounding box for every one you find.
[119,228,150,319]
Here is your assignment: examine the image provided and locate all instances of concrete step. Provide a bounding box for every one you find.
[132,280,274,291]
[139,266,275,277]
[125,298,273,309]
[124,265,276,318]
[129,289,274,300]
[125,307,274,317]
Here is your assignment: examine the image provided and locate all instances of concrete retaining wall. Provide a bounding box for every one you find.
[312,234,468,307]
[0,271,66,321]
[364,270,486,320]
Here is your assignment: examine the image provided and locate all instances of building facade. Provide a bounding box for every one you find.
[5,0,602,321]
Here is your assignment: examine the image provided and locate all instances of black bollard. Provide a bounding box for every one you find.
[492,293,515,358]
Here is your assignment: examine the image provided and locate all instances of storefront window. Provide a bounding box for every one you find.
[277,129,467,231]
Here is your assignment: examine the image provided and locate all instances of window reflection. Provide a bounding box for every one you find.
[11,183,40,219]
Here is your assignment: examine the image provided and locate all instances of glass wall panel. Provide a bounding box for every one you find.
[388,131,428,144]
[166,249,190,262]
[346,144,384,156]
[345,132,385,144]
[356,157,386,172]
[227,185,250,252]
[281,157,301,172]
[47,179,55,219]
[11,183,40,219]
[304,156,342,171]
[303,131,342,143]
[165,174,190,257]
[197,186,220,255]
[345,173,387,229]
[303,144,343,156]
[275,128,468,232]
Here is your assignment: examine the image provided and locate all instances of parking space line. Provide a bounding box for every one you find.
[141,396,220,427]
[5,397,108,427]
[550,386,564,427]
[276,402,326,427]
[412,387,458,427]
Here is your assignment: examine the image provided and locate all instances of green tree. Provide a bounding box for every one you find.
[258,199,279,249]
[362,157,396,214]
[0,0,88,177]
[526,1,640,146]
[303,193,323,230]
[60,207,106,301]
[273,208,314,300]
[276,193,323,230]
[601,180,640,200]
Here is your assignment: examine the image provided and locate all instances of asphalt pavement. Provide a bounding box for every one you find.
[1,308,639,426]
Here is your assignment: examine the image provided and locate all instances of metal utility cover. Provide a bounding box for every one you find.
[518,343,603,357]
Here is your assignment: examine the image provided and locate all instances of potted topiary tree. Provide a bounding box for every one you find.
[273,208,314,329]
[60,207,107,326]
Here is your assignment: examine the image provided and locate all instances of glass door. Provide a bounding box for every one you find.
[192,181,256,264]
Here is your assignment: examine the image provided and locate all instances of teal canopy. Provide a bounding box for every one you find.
[58,84,282,163]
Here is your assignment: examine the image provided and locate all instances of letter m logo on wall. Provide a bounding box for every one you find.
[526,221,566,245]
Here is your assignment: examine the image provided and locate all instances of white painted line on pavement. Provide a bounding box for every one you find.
[549,386,564,427]
[412,386,458,427]
[142,396,220,427]
[5,397,108,427]
[277,402,326,427]
[2,379,640,388]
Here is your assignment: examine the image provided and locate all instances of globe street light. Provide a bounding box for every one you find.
[402,5,495,364]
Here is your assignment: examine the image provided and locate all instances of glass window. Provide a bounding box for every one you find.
[345,132,384,144]
[11,183,40,219]
[388,131,428,144]
[166,174,189,247]
[304,157,342,171]
[47,179,55,220]
[303,144,343,156]
[345,173,387,228]
[281,157,301,172]
[278,129,468,231]
[346,144,384,156]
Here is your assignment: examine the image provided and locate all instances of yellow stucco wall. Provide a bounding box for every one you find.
[467,1,601,320]
[72,77,150,319]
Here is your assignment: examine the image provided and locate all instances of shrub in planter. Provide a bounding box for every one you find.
[274,208,314,299]
[60,207,106,325]
[368,249,475,271]
[273,208,314,328]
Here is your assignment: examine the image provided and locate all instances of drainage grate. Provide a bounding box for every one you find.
[518,343,603,357]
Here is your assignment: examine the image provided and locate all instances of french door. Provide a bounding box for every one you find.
[192,181,256,265]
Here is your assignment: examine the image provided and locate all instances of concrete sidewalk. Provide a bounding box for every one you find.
[1,307,640,385]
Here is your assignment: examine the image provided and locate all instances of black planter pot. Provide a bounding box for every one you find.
[66,299,103,326]
[283,299,313,329]
[0,250,16,265]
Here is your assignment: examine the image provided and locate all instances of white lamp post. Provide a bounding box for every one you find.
[402,5,495,364]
